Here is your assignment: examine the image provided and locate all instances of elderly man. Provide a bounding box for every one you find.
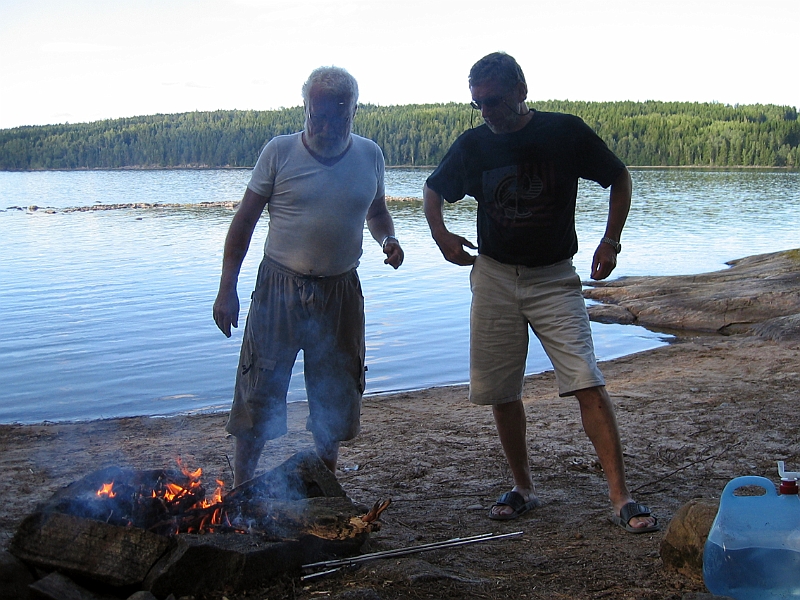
[214,66,403,487]
[423,52,657,532]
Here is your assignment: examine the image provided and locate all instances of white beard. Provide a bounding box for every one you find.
[305,132,351,158]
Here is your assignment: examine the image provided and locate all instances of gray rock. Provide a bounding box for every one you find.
[585,249,800,333]
[752,312,800,342]
[586,303,636,324]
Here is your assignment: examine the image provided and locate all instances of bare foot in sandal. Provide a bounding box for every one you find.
[489,487,541,520]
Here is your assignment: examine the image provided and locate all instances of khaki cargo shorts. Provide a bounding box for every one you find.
[225,257,366,445]
[469,255,605,405]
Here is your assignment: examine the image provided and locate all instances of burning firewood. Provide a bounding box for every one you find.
[10,451,384,597]
[361,498,391,523]
[79,458,393,540]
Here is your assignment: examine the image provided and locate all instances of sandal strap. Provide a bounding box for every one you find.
[494,491,526,511]
[619,502,652,524]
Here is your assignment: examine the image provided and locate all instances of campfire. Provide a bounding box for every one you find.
[11,450,388,597]
[78,460,231,536]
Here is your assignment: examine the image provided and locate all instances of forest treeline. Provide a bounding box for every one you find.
[1,101,798,170]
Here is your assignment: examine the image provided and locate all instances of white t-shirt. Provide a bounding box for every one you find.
[247,132,385,276]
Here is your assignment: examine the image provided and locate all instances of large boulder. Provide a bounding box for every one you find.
[585,249,800,334]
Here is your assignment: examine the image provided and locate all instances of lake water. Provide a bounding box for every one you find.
[1,168,798,424]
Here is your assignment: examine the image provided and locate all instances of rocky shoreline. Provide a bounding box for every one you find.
[7,195,421,215]
[586,248,800,339]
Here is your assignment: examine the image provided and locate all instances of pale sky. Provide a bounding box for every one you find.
[1,0,797,129]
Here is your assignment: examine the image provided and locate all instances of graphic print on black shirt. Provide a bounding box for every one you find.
[482,161,559,228]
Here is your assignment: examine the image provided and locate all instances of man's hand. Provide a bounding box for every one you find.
[590,243,618,280]
[382,239,404,269]
[213,287,240,338]
[592,168,630,280]
[433,230,477,266]
[213,187,267,337]
[423,183,476,266]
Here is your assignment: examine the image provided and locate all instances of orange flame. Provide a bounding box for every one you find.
[96,459,237,535]
[176,457,202,481]
[96,482,116,498]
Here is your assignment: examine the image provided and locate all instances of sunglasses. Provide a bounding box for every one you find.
[470,82,520,110]
[470,95,507,111]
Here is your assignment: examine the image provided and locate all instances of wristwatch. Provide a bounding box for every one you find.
[381,235,398,249]
[600,236,622,254]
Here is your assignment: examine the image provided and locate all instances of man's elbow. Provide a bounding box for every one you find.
[611,168,632,201]
[616,167,632,188]
[422,183,443,206]
[622,167,632,186]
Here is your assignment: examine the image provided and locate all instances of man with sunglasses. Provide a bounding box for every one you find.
[214,66,403,487]
[423,52,657,533]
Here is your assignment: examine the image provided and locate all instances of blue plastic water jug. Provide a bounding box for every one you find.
[703,472,800,600]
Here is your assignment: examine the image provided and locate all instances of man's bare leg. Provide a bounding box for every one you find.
[490,399,538,517]
[233,435,266,488]
[314,436,340,473]
[574,385,656,529]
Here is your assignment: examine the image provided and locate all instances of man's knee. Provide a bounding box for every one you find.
[575,385,616,411]
[492,398,524,415]
[574,385,609,401]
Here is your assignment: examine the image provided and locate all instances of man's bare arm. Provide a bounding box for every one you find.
[213,188,269,337]
[423,183,477,266]
[366,194,404,269]
[591,167,632,280]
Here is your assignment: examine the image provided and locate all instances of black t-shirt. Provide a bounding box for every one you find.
[426,110,625,267]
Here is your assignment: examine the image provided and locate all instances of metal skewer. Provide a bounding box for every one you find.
[300,530,523,580]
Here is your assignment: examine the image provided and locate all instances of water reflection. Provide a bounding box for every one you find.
[1,168,797,423]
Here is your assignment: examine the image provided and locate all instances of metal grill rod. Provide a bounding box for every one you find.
[300,530,523,580]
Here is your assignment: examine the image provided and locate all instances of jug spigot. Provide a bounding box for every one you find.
[777,461,800,479]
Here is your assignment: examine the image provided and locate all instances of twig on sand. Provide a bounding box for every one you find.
[631,441,743,494]
[224,454,235,481]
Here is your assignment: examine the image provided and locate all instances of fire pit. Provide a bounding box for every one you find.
[10,450,385,598]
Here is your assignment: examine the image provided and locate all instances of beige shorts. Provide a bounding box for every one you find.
[469,255,605,405]
[225,257,366,445]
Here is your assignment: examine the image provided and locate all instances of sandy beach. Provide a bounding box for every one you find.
[2,251,799,599]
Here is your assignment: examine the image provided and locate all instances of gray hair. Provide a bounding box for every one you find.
[301,66,359,109]
[469,52,526,90]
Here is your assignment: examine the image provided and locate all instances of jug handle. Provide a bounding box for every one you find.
[719,475,777,509]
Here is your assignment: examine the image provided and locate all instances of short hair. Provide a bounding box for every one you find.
[301,66,359,109]
[468,52,526,89]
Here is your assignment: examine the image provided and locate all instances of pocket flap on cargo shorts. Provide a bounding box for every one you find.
[255,357,277,371]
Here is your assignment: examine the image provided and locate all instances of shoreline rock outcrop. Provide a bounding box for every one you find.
[585,249,800,338]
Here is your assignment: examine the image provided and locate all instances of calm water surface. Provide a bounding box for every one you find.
[1,168,798,423]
